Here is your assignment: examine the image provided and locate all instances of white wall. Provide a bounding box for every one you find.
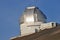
[20,22,57,36]
[40,22,56,30]
[20,22,42,36]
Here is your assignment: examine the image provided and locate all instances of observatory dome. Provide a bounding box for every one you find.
[20,6,47,24]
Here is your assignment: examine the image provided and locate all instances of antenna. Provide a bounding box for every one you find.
[34,0,38,6]
[35,0,37,6]
[26,0,39,6]
[30,0,38,6]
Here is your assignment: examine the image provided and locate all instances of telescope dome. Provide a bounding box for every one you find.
[20,6,47,24]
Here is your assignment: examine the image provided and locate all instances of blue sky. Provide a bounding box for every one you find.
[0,0,60,40]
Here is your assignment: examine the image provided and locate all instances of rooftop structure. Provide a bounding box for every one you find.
[20,6,47,24]
[20,6,48,36]
[11,6,58,40]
